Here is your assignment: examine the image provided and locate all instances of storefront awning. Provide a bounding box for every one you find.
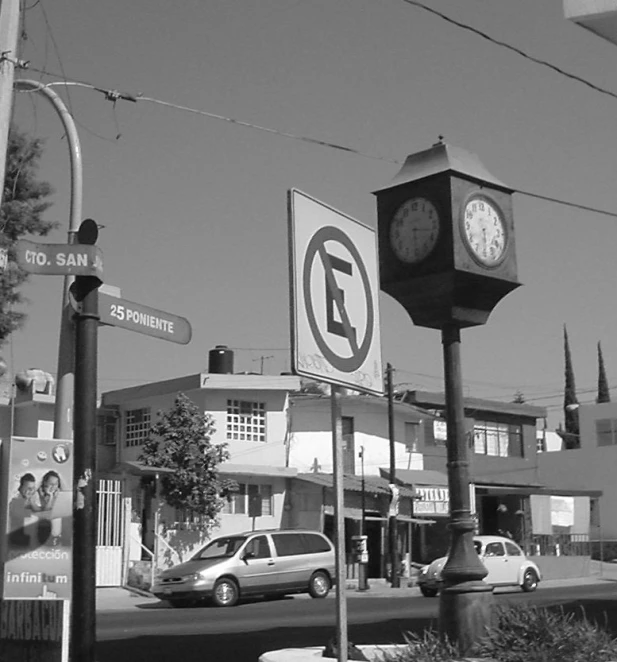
[323,505,434,524]
[475,482,602,498]
[379,468,449,487]
[296,472,417,499]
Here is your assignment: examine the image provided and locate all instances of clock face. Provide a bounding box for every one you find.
[462,195,507,267]
[389,197,440,264]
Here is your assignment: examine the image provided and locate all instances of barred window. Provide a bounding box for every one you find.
[473,421,523,458]
[226,400,265,442]
[222,483,273,516]
[125,408,151,447]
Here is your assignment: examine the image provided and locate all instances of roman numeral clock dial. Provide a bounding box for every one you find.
[462,195,507,267]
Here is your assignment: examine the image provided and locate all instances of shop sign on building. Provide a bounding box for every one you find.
[414,486,449,516]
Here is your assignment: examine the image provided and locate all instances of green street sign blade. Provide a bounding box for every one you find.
[98,291,192,345]
[15,239,103,278]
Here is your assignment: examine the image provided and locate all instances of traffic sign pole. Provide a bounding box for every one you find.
[330,386,348,662]
[70,221,101,662]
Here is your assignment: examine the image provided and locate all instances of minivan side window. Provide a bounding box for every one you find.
[272,533,305,557]
[244,535,271,559]
[303,533,331,553]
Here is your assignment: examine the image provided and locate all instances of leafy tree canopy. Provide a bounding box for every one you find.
[0,125,56,343]
[139,392,233,520]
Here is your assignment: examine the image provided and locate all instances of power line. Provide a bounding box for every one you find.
[399,0,617,104]
[14,68,617,222]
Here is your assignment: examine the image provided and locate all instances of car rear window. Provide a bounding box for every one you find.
[272,533,305,556]
[303,533,331,553]
[271,532,331,556]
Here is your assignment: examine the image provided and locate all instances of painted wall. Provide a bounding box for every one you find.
[155,474,289,567]
[288,395,424,475]
[538,402,617,539]
[110,388,290,468]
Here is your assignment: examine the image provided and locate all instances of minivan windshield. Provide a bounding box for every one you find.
[191,536,246,560]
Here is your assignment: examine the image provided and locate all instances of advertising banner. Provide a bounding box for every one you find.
[2,437,73,600]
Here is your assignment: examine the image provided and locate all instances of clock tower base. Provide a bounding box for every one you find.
[382,271,521,329]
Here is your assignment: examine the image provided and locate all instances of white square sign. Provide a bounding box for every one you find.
[288,189,383,395]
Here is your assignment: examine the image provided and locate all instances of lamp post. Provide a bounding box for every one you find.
[14,79,83,440]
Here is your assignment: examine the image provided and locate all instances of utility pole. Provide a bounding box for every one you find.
[386,363,400,587]
[0,0,21,206]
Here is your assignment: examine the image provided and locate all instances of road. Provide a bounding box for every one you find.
[96,583,617,662]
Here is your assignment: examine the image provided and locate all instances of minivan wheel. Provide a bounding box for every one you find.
[308,571,330,599]
[521,569,538,593]
[212,578,239,607]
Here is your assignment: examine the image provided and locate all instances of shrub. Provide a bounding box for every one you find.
[473,604,617,662]
[382,603,617,662]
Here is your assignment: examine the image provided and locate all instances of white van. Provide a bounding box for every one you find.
[152,529,336,608]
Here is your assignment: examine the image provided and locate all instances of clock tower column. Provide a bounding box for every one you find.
[374,140,521,653]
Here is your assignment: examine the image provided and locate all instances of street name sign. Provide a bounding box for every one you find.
[98,291,192,345]
[288,188,383,395]
[15,239,103,278]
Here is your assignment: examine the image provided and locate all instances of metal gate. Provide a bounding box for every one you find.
[96,478,125,586]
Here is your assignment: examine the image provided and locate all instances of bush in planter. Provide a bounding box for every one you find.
[473,604,617,662]
[381,604,617,662]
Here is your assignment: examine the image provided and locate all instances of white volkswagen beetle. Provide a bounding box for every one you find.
[417,535,541,597]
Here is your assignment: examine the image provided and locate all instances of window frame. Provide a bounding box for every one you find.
[221,482,273,516]
[473,420,524,458]
[124,408,151,447]
[596,418,617,447]
[226,399,266,442]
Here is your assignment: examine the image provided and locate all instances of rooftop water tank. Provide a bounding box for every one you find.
[209,345,234,374]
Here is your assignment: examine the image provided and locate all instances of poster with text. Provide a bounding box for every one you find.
[2,437,73,600]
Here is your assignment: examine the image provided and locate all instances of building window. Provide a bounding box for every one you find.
[125,408,151,447]
[342,416,355,474]
[429,419,447,446]
[226,400,266,442]
[222,483,273,516]
[596,419,617,447]
[99,414,117,446]
[473,420,523,458]
[405,421,420,453]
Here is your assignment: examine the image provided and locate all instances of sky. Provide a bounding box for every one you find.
[5,0,617,428]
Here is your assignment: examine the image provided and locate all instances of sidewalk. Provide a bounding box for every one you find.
[95,561,617,612]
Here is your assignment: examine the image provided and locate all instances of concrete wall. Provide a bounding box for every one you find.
[538,402,617,539]
[112,388,290,468]
[288,396,424,475]
[533,555,590,581]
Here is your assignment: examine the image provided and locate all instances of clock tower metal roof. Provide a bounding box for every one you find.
[374,140,511,194]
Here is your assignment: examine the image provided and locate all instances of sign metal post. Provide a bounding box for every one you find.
[288,189,383,662]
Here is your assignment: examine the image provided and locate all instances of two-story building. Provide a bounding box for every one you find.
[403,391,600,576]
[537,401,616,558]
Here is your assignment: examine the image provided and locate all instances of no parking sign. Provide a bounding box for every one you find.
[288,189,383,395]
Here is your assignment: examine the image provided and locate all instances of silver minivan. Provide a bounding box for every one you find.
[152,529,336,607]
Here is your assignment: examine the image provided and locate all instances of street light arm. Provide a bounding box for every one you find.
[14,79,83,440]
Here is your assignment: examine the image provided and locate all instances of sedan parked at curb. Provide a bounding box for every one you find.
[152,529,335,608]
[417,535,541,597]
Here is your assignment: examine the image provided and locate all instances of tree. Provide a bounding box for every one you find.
[562,325,580,447]
[139,393,233,520]
[597,341,611,404]
[0,125,56,343]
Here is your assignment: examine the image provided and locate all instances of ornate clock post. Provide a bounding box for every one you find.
[374,140,521,652]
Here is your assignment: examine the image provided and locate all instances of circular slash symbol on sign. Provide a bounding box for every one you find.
[303,226,374,373]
